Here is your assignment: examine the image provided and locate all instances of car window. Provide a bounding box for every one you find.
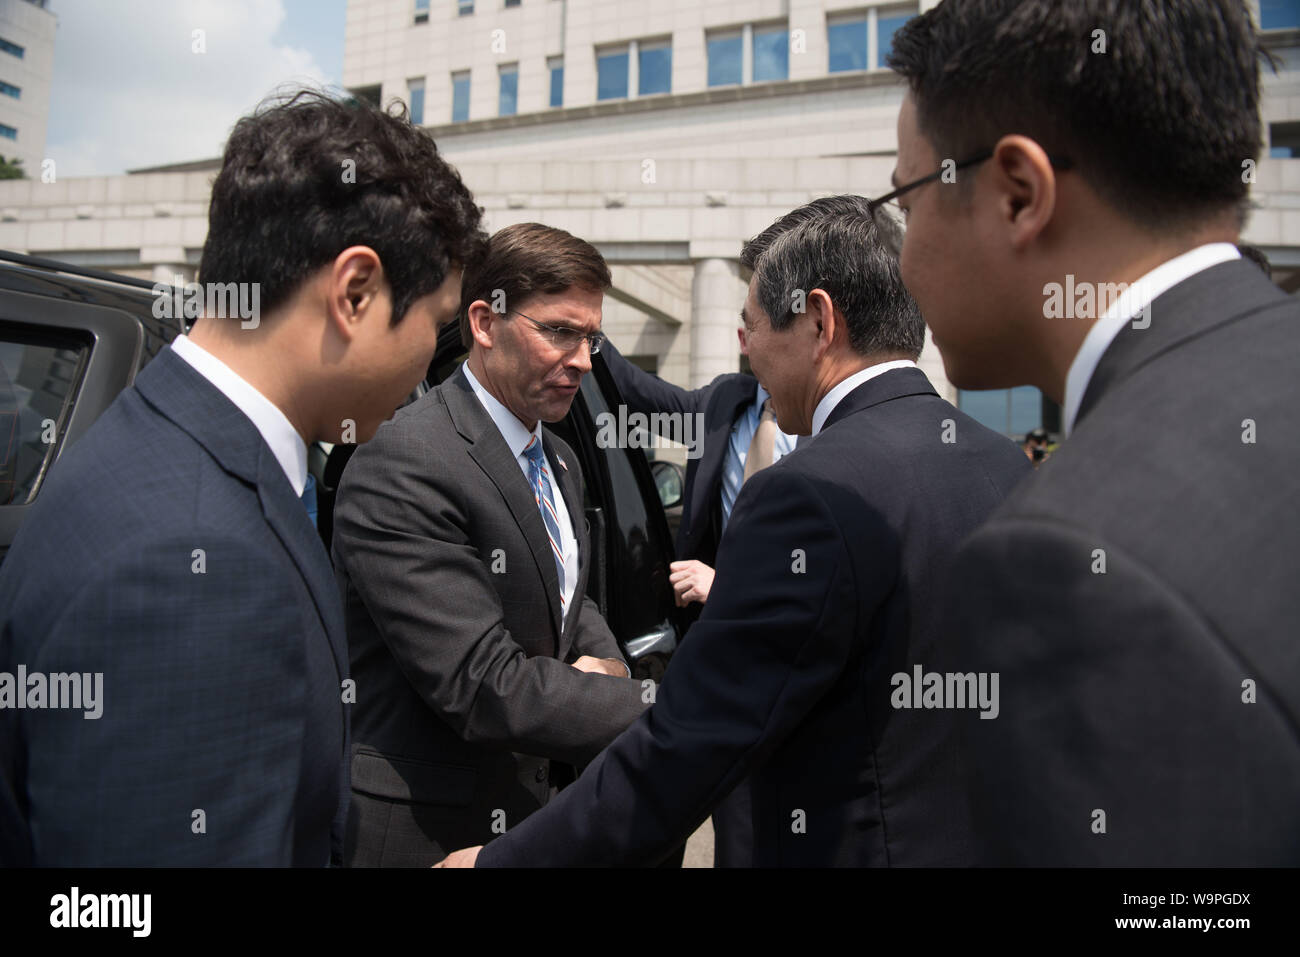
[0,330,89,505]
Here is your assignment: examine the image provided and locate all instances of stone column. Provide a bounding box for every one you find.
[689,257,745,388]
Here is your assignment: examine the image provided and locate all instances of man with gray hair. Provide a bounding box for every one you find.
[438,197,1029,867]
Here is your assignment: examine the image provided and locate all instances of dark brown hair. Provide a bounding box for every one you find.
[459,222,611,348]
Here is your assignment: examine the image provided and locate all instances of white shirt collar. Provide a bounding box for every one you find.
[169,334,308,496]
[462,362,543,461]
[1062,242,1240,435]
[811,360,917,436]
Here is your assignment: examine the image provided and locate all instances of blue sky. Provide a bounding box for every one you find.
[46,0,348,176]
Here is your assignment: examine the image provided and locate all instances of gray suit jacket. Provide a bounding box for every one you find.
[332,365,648,866]
[948,257,1300,865]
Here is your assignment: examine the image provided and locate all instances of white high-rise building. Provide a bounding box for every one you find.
[0,0,54,176]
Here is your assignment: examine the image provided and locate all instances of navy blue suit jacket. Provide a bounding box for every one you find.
[0,347,349,865]
[477,368,1029,866]
[600,341,757,567]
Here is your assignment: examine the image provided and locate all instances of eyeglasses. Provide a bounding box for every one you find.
[867,149,1074,257]
[509,310,605,355]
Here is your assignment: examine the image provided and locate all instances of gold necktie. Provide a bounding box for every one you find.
[743,399,777,483]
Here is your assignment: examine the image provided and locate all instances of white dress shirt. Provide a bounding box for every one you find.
[170,334,308,496]
[1063,242,1241,435]
[811,360,918,437]
[463,363,579,621]
[720,383,798,528]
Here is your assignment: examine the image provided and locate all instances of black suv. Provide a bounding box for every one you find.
[0,251,685,678]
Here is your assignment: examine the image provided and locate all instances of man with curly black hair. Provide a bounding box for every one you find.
[0,89,487,866]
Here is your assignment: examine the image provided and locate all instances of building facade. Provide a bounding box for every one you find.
[0,0,54,177]
[0,0,1298,442]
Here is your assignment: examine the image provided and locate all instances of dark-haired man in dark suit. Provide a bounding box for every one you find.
[333,223,649,866]
[0,90,487,865]
[887,0,1300,864]
[437,200,1029,867]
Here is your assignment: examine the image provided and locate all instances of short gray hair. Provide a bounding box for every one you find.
[748,198,924,360]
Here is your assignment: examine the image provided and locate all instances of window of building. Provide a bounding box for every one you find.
[707,30,743,87]
[638,40,672,96]
[597,47,629,100]
[753,23,789,82]
[958,386,1048,440]
[451,71,471,121]
[1260,0,1300,30]
[1270,121,1300,157]
[457,0,474,16]
[0,37,23,59]
[414,0,430,24]
[877,7,915,67]
[548,56,564,107]
[499,63,518,116]
[0,124,15,140]
[0,81,18,100]
[407,77,425,124]
[828,13,868,73]
[504,0,521,7]
[828,6,917,73]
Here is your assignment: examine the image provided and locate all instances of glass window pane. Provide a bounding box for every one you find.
[639,44,672,96]
[707,33,742,87]
[1009,386,1042,438]
[408,80,425,125]
[1260,0,1300,30]
[499,67,517,116]
[958,389,1010,436]
[550,64,563,107]
[0,335,88,506]
[828,17,867,73]
[753,27,788,82]
[597,51,628,100]
[877,12,914,68]
[452,73,470,122]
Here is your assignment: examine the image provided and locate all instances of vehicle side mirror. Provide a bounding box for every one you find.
[651,460,685,510]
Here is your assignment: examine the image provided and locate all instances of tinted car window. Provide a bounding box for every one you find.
[0,328,88,505]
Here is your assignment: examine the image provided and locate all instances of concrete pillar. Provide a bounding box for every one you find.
[742,24,754,84]
[689,257,745,388]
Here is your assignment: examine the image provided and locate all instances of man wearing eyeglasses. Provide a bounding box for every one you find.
[886,0,1300,865]
[331,222,648,866]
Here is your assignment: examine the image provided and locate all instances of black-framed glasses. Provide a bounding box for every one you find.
[867,149,1074,257]
[509,310,605,355]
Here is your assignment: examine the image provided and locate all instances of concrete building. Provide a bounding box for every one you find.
[0,0,54,177]
[1,0,1299,441]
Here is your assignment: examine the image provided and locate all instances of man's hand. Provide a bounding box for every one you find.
[669,559,715,606]
[433,846,482,868]
[571,655,630,677]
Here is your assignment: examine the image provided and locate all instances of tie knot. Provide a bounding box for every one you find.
[524,435,545,467]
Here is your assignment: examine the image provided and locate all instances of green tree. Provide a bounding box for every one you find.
[0,155,25,180]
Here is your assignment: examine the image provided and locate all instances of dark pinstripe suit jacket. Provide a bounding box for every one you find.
[0,347,349,866]
[332,365,648,866]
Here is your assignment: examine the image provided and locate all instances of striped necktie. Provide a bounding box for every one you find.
[523,435,565,607]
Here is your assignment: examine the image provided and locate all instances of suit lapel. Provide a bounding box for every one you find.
[1076,258,1285,427]
[134,349,348,682]
[689,377,758,543]
[444,368,565,647]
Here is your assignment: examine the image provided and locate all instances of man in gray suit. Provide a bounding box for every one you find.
[333,222,648,866]
[886,0,1299,864]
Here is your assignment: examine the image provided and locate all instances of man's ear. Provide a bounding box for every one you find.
[327,246,386,342]
[990,135,1057,252]
[467,300,498,350]
[806,288,838,362]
